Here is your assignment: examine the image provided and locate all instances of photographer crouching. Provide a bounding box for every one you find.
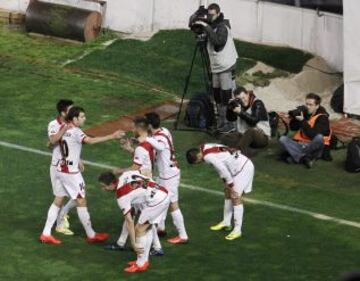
[279,93,331,169]
[221,86,271,157]
[193,3,238,133]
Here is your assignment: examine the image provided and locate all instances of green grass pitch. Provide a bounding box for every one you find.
[0,26,359,281]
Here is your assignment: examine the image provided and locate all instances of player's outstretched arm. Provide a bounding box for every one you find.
[84,130,125,145]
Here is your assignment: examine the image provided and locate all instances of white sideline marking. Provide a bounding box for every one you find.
[1,140,360,230]
[60,38,118,67]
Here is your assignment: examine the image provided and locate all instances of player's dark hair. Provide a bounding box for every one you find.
[186,148,200,164]
[66,106,85,122]
[306,93,321,105]
[98,171,116,185]
[208,3,220,13]
[144,112,161,129]
[134,117,149,131]
[56,99,73,114]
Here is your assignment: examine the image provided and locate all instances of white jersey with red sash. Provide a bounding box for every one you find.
[133,141,154,176]
[57,125,87,174]
[116,180,168,215]
[144,180,169,207]
[116,182,147,216]
[147,127,180,180]
[201,143,251,187]
[48,116,65,167]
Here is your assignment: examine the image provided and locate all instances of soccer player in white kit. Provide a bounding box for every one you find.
[109,117,164,254]
[114,117,154,177]
[40,106,125,244]
[144,112,188,244]
[186,143,254,240]
[98,170,170,273]
[46,99,77,236]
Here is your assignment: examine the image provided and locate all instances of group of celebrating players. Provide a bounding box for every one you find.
[40,99,254,273]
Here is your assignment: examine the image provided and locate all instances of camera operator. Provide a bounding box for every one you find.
[194,3,238,133]
[221,86,271,157]
[279,93,331,168]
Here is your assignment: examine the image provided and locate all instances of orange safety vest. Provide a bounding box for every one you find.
[293,114,331,145]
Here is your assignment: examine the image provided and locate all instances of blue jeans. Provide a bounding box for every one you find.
[279,134,324,163]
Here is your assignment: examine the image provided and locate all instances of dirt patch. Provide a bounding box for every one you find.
[243,56,343,116]
[84,101,180,137]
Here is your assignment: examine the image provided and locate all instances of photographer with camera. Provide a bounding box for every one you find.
[193,3,238,133]
[279,93,331,168]
[221,86,271,157]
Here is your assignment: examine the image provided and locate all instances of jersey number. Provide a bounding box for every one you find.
[60,140,69,158]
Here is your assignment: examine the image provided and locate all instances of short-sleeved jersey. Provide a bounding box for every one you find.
[144,181,168,207]
[116,180,168,215]
[133,142,154,176]
[48,117,64,166]
[150,127,180,179]
[116,183,147,215]
[57,126,87,174]
[201,143,251,185]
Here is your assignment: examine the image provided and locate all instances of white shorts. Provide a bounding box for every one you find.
[233,160,254,195]
[157,173,180,203]
[57,172,86,200]
[50,165,68,197]
[138,196,170,225]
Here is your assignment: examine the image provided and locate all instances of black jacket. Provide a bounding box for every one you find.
[203,13,230,52]
[290,106,330,139]
[226,99,269,127]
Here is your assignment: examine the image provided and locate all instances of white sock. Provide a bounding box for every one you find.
[171,209,188,240]
[144,229,153,263]
[158,212,167,231]
[223,199,233,226]
[117,221,129,247]
[233,204,244,233]
[42,203,60,236]
[56,199,77,227]
[136,230,152,267]
[151,225,162,250]
[77,207,96,238]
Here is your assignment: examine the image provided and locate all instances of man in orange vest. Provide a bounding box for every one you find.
[279,93,331,168]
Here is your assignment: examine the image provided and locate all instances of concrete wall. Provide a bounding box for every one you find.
[1,0,343,71]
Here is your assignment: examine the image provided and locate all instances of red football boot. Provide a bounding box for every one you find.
[39,234,61,245]
[86,233,109,243]
[167,236,188,244]
[124,261,149,273]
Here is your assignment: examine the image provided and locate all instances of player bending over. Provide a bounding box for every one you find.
[186,143,254,240]
[98,170,170,273]
[108,117,163,255]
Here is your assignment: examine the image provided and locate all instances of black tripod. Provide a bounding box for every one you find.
[174,37,213,131]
